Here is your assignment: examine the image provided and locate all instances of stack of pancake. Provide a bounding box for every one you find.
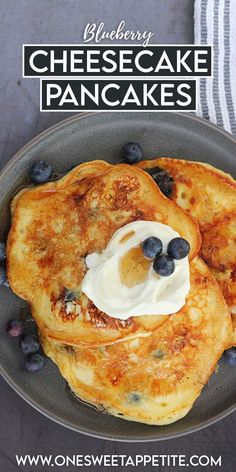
[7,158,235,425]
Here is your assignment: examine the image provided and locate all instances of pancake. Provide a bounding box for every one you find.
[41,258,232,426]
[137,158,236,346]
[7,161,201,346]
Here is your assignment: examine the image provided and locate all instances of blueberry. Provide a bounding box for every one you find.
[0,242,6,261]
[0,266,7,286]
[144,166,163,176]
[25,353,45,372]
[153,255,175,277]
[224,348,236,366]
[122,142,143,164]
[154,171,174,198]
[64,289,76,303]
[144,167,174,198]
[19,334,40,355]
[129,392,141,403]
[29,160,53,184]
[167,237,190,260]
[142,236,163,259]
[153,349,166,359]
[6,319,24,337]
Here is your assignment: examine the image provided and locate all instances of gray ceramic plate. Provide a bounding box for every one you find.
[0,112,235,442]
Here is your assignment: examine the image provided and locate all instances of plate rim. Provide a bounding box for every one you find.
[2,110,236,179]
[0,111,235,441]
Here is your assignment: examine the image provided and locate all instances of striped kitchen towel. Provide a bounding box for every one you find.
[194,0,236,134]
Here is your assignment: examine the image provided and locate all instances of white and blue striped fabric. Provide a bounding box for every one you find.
[194,0,236,134]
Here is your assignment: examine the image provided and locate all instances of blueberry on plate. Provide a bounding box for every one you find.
[29,160,53,184]
[153,255,175,277]
[0,266,7,286]
[142,236,163,259]
[25,353,45,372]
[0,242,6,261]
[167,237,190,260]
[19,334,40,355]
[6,319,24,337]
[224,348,236,366]
[122,142,144,164]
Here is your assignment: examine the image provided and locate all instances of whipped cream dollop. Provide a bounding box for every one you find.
[81,221,190,319]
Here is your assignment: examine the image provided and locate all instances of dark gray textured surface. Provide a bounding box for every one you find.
[0,0,235,471]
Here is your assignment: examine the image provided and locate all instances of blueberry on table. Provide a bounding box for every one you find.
[167,237,190,260]
[142,236,163,259]
[29,160,53,184]
[19,334,40,355]
[25,353,45,372]
[153,255,175,277]
[0,266,7,286]
[0,242,6,261]
[6,319,24,337]
[224,348,236,366]
[122,142,144,164]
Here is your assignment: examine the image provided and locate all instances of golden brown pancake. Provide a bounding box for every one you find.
[7,161,201,346]
[137,158,236,346]
[41,258,232,425]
